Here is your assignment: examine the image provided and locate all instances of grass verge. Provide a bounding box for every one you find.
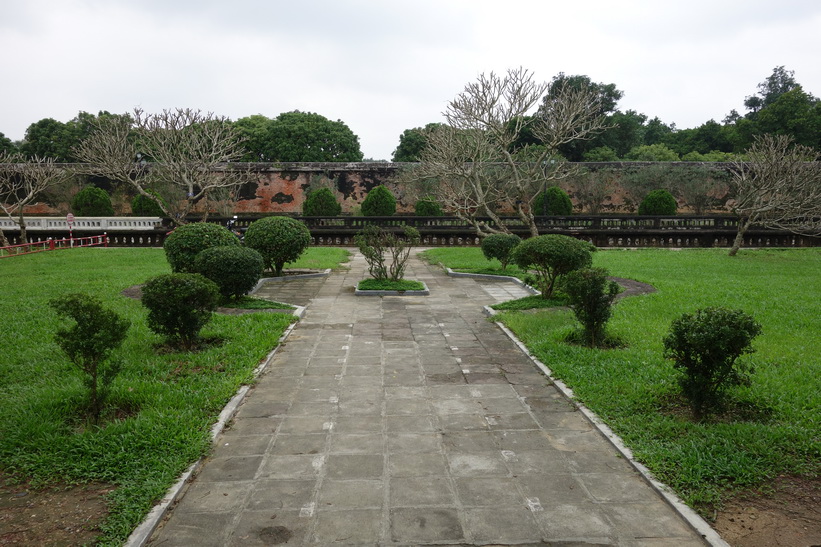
[420,248,529,280]
[222,296,295,310]
[0,247,299,545]
[289,246,350,270]
[429,246,820,514]
[357,279,426,291]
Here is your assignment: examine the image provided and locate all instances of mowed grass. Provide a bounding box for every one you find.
[423,247,820,513]
[0,246,346,545]
[288,246,350,270]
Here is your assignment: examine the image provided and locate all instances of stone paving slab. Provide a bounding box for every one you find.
[147,251,716,546]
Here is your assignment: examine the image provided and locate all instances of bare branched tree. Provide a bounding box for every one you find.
[567,169,615,214]
[400,68,608,236]
[728,134,821,256]
[0,152,71,245]
[73,108,253,224]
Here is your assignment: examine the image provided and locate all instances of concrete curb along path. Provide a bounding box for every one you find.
[492,320,729,547]
[144,252,722,546]
[125,274,317,547]
[452,269,727,546]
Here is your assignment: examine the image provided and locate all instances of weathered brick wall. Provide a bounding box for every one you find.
[233,163,411,214]
[20,162,736,216]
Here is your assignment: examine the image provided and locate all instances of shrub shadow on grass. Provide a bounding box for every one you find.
[152,335,227,355]
[563,329,627,349]
[654,391,775,424]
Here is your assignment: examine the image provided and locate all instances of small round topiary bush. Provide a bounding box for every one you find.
[414,197,443,217]
[511,234,595,298]
[481,233,521,270]
[163,222,240,273]
[194,246,265,300]
[303,187,342,216]
[71,186,114,216]
[639,189,677,215]
[131,191,166,217]
[663,307,762,419]
[361,185,397,216]
[141,273,220,349]
[244,216,311,276]
[533,186,573,216]
[564,267,620,348]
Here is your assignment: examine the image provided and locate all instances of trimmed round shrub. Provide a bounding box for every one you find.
[194,246,264,300]
[639,189,677,215]
[414,198,443,216]
[361,185,396,216]
[141,273,220,349]
[533,186,573,216]
[244,216,311,276]
[663,307,762,419]
[132,191,166,216]
[71,186,114,216]
[163,222,240,273]
[511,234,595,297]
[564,267,620,348]
[303,187,342,216]
[481,233,521,270]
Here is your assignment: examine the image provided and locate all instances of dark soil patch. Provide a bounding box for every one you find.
[610,276,656,299]
[714,475,820,546]
[0,472,111,545]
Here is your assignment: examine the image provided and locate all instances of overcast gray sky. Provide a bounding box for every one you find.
[2,0,819,160]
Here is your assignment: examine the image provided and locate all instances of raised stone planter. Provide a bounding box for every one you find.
[354,281,430,296]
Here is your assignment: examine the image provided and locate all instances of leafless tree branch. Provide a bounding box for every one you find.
[728,134,821,255]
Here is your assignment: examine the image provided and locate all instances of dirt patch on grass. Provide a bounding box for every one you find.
[714,475,820,546]
[0,472,111,545]
[611,276,657,299]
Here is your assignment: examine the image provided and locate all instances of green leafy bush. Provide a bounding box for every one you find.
[564,267,620,348]
[163,222,240,273]
[663,307,762,419]
[194,245,264,300]
[71,186,114,216]
[481,233,521,270]
[533,186,573,215]
[244,216,311,276]
[639,189,677,215]
[361,185,397,216]
[49,293,130,422]
[131,190,166,216]
[511,234,595,298]
[303,187,342,216]
[141,273,220,350]
[355,224,420,281]
[414,197,443,216]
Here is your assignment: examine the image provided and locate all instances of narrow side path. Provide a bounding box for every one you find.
[149,252,709,546]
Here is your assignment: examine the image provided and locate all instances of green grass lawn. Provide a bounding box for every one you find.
[423,247,820,514]
[288,246,350,270]
[0,246,347,545]
[422,247,530,280]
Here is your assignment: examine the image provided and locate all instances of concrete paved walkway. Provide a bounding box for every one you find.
[148,252,710,546]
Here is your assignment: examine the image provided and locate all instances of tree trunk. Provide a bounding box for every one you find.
[0,229,9,248]
[18,211,27,245]
[728,217,751,256]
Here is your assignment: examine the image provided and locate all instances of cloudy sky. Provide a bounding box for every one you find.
[2,0,819,160]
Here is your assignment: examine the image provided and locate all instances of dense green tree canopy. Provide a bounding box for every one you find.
[234,114,275,161]
[20,118,79,161]
[392,123,442,162]
[744,66,798,114]
[266,111,363,162]
[0,132,15,154]
[20,111,123,162]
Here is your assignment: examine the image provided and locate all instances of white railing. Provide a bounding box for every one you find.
[0,217,164,231]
